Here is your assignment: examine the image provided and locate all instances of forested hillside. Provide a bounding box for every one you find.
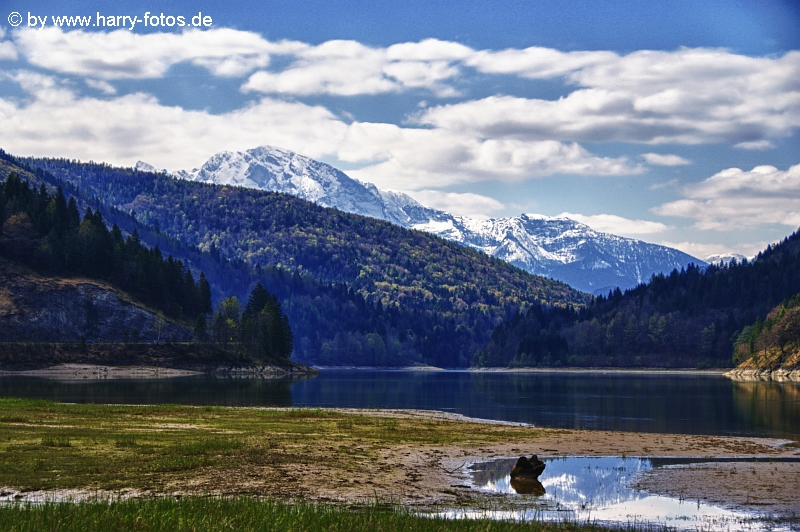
[4,151,586,367]
[0,172,211,323]
[478,231,800,368]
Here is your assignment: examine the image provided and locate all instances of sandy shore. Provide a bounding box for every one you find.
[0,363,202,379]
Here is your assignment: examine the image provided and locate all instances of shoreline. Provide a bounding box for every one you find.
[0,363,735,378]
[313,365,730,374]
[724,367,800,382]
[0,404,796,519]
[0,362,318,379]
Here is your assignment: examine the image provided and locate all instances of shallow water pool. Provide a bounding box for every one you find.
[445,456,796,531]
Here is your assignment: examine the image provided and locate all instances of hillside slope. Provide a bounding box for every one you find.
[725,295,800,381]
[7,152,587,367]
[0,261,191,343]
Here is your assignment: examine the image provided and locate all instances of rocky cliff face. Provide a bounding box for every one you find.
[0,267,192,342]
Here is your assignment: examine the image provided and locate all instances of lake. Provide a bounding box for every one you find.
[1,370,798,440]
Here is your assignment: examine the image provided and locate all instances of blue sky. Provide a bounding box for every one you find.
[1,0,799,259]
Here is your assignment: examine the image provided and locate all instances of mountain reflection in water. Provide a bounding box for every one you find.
[472,457,651,502]
[466,457,756,531]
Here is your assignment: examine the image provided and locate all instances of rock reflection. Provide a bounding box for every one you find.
[472,456,651,504]
[465,457,757,531]
[509,477,545,495]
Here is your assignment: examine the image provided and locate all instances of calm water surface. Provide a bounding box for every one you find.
[452,456,783,531]
[1,370,798,439]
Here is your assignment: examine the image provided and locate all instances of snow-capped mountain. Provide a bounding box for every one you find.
[703,253,748,266]
[137,146,704,294]
[417,214,702,295]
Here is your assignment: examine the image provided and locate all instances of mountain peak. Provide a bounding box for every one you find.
[134,161,167,174]
[170,145,703,294]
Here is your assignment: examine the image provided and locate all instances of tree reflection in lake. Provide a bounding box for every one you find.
[731,379,800,439]
[1,370,798,440]
[0,375,294,406]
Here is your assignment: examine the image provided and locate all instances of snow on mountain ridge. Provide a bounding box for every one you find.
[704,253,748,265]
[137,145,704,294]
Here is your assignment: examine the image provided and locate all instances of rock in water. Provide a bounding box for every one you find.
[510,455,546,479]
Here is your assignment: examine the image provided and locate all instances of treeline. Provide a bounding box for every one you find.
[0,172,211,322]
[16,154,587,367]
[207,283,294,362]
[479,230,800,368]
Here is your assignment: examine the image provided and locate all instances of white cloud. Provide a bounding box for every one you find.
[654,164,800,230]
[345,133,641,190]
[734,140,775,150]
[0,72,349,170]
[13,29,470,96]
[641,153,690,166]
[650,178,679,190]
[659,240,766,261]
[5,70,74,104]
[242,40,393,96]
[10,29,800,146]
[0,36,17,61]
[558,212,671,236]
[13,27,294,79]
[418,48,800,145]
[0,72,639,188]
[386,39,473,62]
[407,190,504,219]
[465,46,615,79]
[243,38,465,97]
[85,79,116,95]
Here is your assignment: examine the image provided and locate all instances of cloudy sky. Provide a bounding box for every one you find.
[1,0,799,259]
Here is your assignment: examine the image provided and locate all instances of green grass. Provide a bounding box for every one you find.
[0,497,617,532]
[0,397,555,494]
[40,435,72,447]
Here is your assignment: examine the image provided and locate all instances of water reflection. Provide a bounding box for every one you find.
[732,380,800,440]
[1,370,799,439]
[509,477,545,496]
[0,375,295,406]
[466,457,759,531]
[473,457,651,502]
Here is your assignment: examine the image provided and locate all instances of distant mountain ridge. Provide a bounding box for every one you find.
[421,214,703,295]
[141,146,703,294]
